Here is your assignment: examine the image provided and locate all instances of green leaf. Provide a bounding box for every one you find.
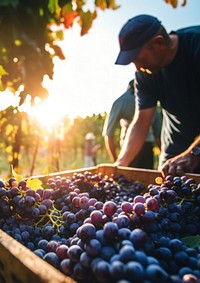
[0,65,8,77]
[11,165,23,182]
[27,178,43,191]
[48,0,61,16]
[181,235,200,248]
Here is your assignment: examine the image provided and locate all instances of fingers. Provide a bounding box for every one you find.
[175,165,185,176]
[161,163,170,178]
[161,163,185,177]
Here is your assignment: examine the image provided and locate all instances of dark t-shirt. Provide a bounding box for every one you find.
[135,26,200,167]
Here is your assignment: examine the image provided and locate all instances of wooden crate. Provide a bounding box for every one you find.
[1,164,200,283]
[0,229,76,283]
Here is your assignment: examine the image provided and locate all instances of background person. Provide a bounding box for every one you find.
[84,132,101,168]
[114,14,200,176]
[103,79,162,169]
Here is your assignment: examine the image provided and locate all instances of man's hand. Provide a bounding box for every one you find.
[161,151,200,177]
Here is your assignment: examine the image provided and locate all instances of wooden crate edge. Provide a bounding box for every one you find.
[0,230,77,283]
[30,163,200,187]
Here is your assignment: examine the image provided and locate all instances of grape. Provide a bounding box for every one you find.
[46,240,59,252]
[0,180,5,187]
[154,247,173,261]
[121,201,133,213]
[25,195,35,206]
[84,239,101,257]
[103,201,117,217]
[0,187,7,197]
[34,248,45,258]
[134,250,148,267]
[37,239,49,251]
[67,245,83,263]
[77,223,96,242]
[43,252,60,269]
[103,222,118,240]
[174,251,189,266]
[145,264,169,283]
[125,261,144,282]
[146,197,159,211]
[73,262,88,280]
[129,228,148,249]
[80,251,93,268]
[133,202,146,216]
[60,258,74,275]
[113,215,130,228]
[79,196,89,209]
[134,195,146,203]
[8,177,17,187]
[41,199,53,208]
[100,246,115,261]
[90,210,103,225]
[109,260,125,280]
[119,245,135,263]
[118,228,131,240]
[94,260,110,283]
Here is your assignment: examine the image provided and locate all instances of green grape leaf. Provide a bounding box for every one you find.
[11,165,23,182]
[181,235,200,248]
[0,65,8,76]
[48,0,61,16]
[26,178,43,191]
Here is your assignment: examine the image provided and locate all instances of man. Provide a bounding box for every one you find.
[114,14,200,177]
[84,132,101,167]
[103,79,162,169]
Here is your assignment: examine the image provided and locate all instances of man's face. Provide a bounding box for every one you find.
[133,39,165,74]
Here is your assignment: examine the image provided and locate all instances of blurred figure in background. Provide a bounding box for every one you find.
[84,132,101,167]
[103,79,162,169]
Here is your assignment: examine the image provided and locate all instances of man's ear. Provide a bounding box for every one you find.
[152,35,166,46]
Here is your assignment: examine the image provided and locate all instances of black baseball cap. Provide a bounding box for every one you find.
[115,15,162,65]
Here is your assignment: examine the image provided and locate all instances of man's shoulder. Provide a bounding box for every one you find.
[114,89,134,103]
[176,25,200,35]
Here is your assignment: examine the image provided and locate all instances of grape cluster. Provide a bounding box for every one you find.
[0,172,200,283]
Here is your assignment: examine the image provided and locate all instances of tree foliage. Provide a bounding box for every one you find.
[0,0,119,105]
[164,0,186,8]
[0,0,188,104]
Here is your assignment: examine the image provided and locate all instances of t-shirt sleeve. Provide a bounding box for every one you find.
[103,100,121,136]
[135,71,158,110]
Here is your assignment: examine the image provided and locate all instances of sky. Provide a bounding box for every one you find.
[1,0,200,124]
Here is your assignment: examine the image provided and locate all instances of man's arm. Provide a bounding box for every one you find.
[104,135,117,162]
[161,135,200,177]
[115,107,156,167]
